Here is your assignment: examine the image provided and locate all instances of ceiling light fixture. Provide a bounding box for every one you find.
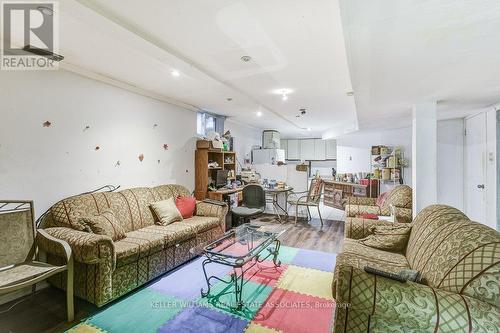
[256,111,263,117]
[37,6,54,16]
[171,69,180,77]
[306,127,312,131]
[241,55,252,62]
[273,88,293,101]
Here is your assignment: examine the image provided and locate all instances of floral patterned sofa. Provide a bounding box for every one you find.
[333,205,500,332]
[344,185,413,223]
[38,184,227,307]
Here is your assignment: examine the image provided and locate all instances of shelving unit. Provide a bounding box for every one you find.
[195,145,237,200]
[370,146,405,192]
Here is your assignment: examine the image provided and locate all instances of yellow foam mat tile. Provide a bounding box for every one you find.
[67,322,106,333]
[276,265,334,300]
[246,322,282,333]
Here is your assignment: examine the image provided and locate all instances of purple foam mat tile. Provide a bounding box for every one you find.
[157,305,248,333]
[291,248,337,272]
[149,257,233,300]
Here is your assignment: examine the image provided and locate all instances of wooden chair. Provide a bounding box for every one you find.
[287,178,325,225]
[0,200,74,322]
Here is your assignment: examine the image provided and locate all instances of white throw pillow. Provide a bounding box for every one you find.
[150,198,183,225]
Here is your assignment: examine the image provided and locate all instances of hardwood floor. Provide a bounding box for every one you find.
[0,216,344,333]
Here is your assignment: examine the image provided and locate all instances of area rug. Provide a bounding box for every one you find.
[68,246,337,333]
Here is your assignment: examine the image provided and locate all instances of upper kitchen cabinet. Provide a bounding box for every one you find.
[280,139,288,159]
[325,139,337,160]
[287,139,300,160]
[314,139,326,160]
[300,139,315,160]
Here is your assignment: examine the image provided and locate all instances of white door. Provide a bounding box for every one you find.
[464,113,487,223]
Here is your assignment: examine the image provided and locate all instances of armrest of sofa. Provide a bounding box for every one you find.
[38,227,115,269]
[344,218,400,239]
[195,201,228,232]
[345,203,381,218]
[335,265,500,332]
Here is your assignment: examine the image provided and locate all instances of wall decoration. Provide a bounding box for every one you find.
[157,159,161,164]
[163,144,169,150]
[42,121,51,127]
[138,154,144,162]
[83,125,90,131]
[185,169,189,173]
[153,124,158,129]
[115,161,121,167]
[95,146,100,151]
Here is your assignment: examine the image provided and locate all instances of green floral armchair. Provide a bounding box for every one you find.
[333,205,500,333]
[344,185,413,223]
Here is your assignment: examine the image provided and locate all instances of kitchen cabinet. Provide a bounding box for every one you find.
[300,139,315,160]
[326,139,337,160]
[314,139,326,160]
[287,139,300,160]
[280,140,288,159]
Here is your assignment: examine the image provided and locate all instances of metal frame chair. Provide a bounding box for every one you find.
[0,200,74,322]
[287,178,325,226]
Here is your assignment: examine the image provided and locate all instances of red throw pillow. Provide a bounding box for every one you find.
[175,196,196,219]
[360,213,379,220]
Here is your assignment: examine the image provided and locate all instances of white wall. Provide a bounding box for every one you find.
[224,119,261,169]
[336,127,413,190]
[0,70,198,217]
[437,119,464,210]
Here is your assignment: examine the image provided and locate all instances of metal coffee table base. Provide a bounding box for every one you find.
[200,239,281,310]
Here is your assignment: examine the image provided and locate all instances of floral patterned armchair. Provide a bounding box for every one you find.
[344,184,412,223]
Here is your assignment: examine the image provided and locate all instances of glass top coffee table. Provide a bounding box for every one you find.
[199,223,288,309]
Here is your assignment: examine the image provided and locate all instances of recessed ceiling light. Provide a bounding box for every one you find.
[256,111,263,117]
[37,6,53,16]
[306,127,312,131]
[273,88,293,95]
[171,70,180,77]
[282,94,288,101]
[347,91,354,96]
[241,55,252,62]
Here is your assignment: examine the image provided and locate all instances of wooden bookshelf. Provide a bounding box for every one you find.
[195,146,237,200]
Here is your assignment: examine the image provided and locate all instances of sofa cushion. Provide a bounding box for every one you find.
[114,230,165,267]
[140,224,196,247]
[358,224,411,253]
[79,210,126,242]
[333,239,410,295]
[183,216,220,233]
[150,198,183,226]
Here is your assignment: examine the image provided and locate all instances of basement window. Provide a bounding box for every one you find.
[197,112,225,137]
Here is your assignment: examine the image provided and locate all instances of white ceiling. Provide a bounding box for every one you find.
[52,0,357,138]
[11,0,500,138]
[340,0,500,129]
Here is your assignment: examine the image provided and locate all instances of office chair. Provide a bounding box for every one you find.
[231,184,266,227]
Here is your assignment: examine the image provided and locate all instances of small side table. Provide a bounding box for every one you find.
[264,187,294,222]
